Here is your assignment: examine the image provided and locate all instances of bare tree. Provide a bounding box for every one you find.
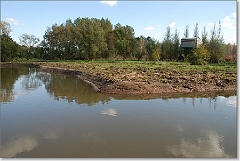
[19,34,40,60]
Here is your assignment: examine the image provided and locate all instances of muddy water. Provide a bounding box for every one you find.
[0,67,237,158]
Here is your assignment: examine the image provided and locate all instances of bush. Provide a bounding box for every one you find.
[188,45,210,65]
[152,48,160,62]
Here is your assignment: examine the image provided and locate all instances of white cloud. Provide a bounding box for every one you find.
[168,21,176,28]
[209,13,236,30]
[219,96,236,108]
[176,124,183,132]
[101,108,117,116]
[1,136,38,157]
[42,130,60,140]
[227,97,236,107]
[6,17,23,26]
[208,22,214,26]
[144,26,154,31]
[166,130,231,157]
[100,1,117,7]
[232,12,236,18]
[221,16,235,29]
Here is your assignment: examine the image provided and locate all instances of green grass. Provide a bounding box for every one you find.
[34,60,236,79]
[4,59,236,85]
[34,60,236,72]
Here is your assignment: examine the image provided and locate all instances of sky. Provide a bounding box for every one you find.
[1,1,237,44]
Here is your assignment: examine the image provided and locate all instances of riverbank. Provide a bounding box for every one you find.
[1,61,237,94]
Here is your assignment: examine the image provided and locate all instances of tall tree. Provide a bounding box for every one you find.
[173,29,180,60]
[1,34,18,62]
[152,42,161,62]
[201,26,208,46]
[100,18,114,58]
[161,26,174,60]
[132,36,147,60]
[193,22,199,38]
[184,24,189,38]
[145,36,157,60]
[113,23,135,59]
[19,34,40,60]
[208,21,226,63]
[1,21,18,62]
[74,18,107,60]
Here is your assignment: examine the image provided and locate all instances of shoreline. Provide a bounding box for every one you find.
[1,62,237,95]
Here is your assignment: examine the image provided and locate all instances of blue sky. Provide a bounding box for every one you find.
[1,1,237,44]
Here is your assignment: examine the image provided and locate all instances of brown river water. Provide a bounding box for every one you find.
[0,67,237,158]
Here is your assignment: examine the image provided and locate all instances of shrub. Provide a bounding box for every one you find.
[152,47,160,62]
[189,45,210,65]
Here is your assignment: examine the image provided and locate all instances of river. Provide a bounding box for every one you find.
[0,67,237,158]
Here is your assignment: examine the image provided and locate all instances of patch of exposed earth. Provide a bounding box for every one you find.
[39,65,236,95]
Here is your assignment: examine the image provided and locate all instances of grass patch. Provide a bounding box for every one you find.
[26,60,236,83]
[35,60,236,73]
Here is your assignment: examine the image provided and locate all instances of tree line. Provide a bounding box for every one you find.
[1,18,237,63]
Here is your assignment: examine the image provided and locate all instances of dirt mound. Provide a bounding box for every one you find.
[39,66,236,95]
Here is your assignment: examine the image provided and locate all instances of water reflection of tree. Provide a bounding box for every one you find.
[43,74,110,106]
[112,91,236,110]
[0,68,29,103]
[20,68,42,90]
[111,91,236,101]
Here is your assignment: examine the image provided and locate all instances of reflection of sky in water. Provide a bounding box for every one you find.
[100,108,117,116]
[12,76,36,100]
[42,130,60,140]
[176,124,184,132]
[12,90,27,100]
[219,96,236,108]
[166,130,231,158]
[1,128,61,158]
[1,136,38,158]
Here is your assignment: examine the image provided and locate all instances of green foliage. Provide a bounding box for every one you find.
[0,16,236,64]
[172,29,180,60]
[1,34,18,62]
[161,26,173,60]
[208,39,226,63]
[189,45,210,65]
[113,23,135,59]
[208,22,226,63]
[161,27,180,61]
[201,26,208,46]
[152,47,160,61]
[145,36,157,60]
[42,18,113,60]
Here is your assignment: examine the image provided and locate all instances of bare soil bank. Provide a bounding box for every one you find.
[39,66,236,95]
[1,62,236,95]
